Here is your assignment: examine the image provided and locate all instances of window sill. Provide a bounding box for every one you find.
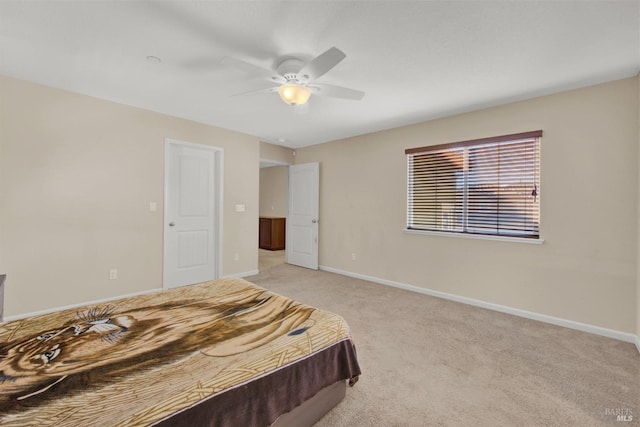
[403,228,544,244]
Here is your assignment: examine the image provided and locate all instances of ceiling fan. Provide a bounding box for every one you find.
[222,47,365,106]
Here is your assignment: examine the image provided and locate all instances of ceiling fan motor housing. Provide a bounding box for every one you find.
[276,58,307,82]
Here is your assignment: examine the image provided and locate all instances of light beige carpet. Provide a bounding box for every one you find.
[248,264,639,426]
[258,249,285,271]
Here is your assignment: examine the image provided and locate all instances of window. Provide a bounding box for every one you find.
[406,130,541,239]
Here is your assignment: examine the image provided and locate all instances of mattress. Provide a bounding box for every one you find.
[0,278,361,426]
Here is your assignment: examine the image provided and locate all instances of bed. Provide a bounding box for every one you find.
[0,277,361,426]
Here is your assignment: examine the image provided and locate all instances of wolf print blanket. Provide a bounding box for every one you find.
[0,278,359,426]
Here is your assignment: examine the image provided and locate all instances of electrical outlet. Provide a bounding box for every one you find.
[109,268,118,280]
[351,253,357,261]
[234,253,240,261]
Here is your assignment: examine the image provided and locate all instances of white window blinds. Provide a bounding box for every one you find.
[406,130,541,239]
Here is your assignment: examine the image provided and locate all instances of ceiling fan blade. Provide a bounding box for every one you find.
[222,56,285,83]
[308,83,365,101]
[230,86,279,97]
[299,47,346,81]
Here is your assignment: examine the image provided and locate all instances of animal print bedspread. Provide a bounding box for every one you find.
[0,278,360,426]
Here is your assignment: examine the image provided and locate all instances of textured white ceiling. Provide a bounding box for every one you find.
[0,1,638,148]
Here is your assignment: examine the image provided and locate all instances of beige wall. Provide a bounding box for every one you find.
[637,73,640,343]
[259,166,288,217]
[297,77,639,334]
[260,141,294,165]
[259,141,291,221]
[0,75,259,317]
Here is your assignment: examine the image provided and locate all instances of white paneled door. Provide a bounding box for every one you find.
[164,140,222,289]
[287,162,319,270]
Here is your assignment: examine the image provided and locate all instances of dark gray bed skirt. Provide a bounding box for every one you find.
[153,339,361,427]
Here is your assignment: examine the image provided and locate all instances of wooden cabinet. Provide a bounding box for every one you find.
[259,217,286,250]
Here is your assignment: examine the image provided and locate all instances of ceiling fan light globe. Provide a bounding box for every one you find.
[294,87,312,105]
[278,84,311,105]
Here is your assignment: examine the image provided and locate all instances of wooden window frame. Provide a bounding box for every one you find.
[406,130,542,240]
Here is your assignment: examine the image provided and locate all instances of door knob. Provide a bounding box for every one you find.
[312,219,319,224]
[169,222,175,227]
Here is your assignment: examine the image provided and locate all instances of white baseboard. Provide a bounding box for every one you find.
[3,272,260,323]
[3,287,162,323]
[319,265,640,348]
[224,270,260,279]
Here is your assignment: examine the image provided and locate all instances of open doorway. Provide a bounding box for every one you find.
[259,161,288,271]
